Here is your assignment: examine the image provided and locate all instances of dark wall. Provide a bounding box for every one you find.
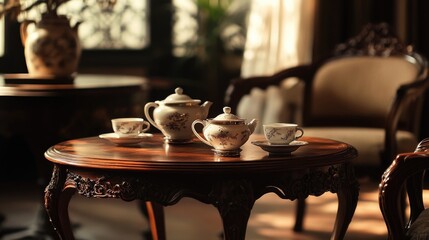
[313,0,395,61]
[0,21,27,73]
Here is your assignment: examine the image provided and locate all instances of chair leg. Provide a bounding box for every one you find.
[293,198,306,232]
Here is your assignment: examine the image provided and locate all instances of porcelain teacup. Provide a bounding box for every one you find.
[263,123,304,145]
[111,118,150,137]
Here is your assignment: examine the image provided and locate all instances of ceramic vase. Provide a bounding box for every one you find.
[20,14,81,77]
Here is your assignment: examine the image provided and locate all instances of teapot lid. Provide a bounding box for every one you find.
[162,87,201,105]
[211,107,245,124]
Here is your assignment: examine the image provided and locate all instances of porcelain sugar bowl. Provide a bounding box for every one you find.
[144,87,212,143]
[192,106,258,156]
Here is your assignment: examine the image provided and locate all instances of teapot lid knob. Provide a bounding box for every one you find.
[162,87,201,104]
[223,106,231,114]
[175,87,183,95]
[212,106,243,121]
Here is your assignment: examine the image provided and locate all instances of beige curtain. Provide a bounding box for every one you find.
[241,0,316,77]
[238,0,316,132]
[0,18,4,56]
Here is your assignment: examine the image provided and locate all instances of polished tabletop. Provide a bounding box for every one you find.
[0,74,148,96]
[45,134,357,172]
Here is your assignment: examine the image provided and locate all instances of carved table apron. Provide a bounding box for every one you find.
[44,134,359,240]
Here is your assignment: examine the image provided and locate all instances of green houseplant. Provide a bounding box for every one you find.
[0,0,81,77]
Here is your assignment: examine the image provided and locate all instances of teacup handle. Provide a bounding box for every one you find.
[142,121,151,132]
[191,120,212,147]
[144,102,161,131]
[295,127,304,140]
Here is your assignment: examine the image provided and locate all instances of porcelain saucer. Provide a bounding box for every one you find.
[99,133,153,146]
[251,140,308,155]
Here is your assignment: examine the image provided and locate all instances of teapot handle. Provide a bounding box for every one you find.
[191,120,212,147]
[144,102,161,131]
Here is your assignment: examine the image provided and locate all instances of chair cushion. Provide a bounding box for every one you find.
[311,56,420,120]
[407,209,429,240]
[304,127,417,166]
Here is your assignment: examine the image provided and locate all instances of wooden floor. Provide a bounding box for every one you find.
[0,177,419,240]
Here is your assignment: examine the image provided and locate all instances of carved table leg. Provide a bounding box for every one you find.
[210,179,255,240]
[331,163,359,240]
[44,164,76,240]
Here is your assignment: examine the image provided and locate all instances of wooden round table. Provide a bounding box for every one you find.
[44,134,358,240]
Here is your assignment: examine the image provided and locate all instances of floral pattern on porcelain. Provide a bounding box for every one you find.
[162,112,189,131]
[207,130,240,148]
[192,106,258,152]
[116,122,140,134]
[21,15,81,76]
[265,128,294,141]
[144,87,212,141]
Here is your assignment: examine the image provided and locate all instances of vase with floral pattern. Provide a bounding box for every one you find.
[20,13,81,77]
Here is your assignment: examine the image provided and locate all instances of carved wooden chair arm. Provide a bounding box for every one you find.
[379,137,429,239]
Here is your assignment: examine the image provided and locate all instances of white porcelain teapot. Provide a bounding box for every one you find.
[144,87,212,143]
[192,106,258,156]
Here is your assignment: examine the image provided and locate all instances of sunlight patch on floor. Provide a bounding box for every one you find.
[348,219,387,235]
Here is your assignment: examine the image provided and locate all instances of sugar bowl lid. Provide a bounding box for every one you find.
[211,107,245,124]
[162,87,201,105]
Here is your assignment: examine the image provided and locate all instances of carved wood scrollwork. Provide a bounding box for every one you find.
[267,164,358,200]
[209,179,254,216]
[67,171,188,205]
[334,22,410,57]
[208,179,255,239]
[45,164,61,203]
[44,165,61,216]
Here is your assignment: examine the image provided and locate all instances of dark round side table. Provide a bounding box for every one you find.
[0,74,149,239]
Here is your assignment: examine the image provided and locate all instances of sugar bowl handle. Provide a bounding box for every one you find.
[191,119,212,147]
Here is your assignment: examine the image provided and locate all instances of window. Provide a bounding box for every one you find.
[172,0,198,57]
[172,0,248,57]
[0,0,248,75]
[0,0,164,72]
[59,0,149,49]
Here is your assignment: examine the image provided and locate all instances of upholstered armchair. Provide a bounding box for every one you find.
[224,23,429,231]
[225,22,428,174]
[379,138,429,240]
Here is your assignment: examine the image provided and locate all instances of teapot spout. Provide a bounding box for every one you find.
[200,101,213,118]
[247,119,258,134]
